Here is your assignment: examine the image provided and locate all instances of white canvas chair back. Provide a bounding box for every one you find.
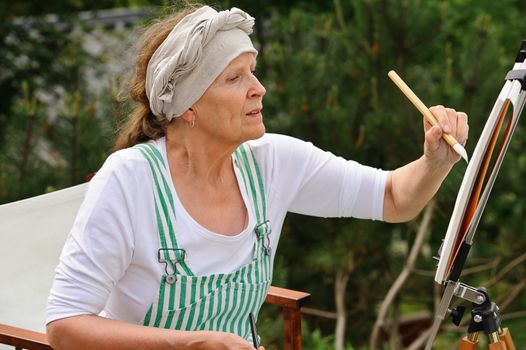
[0,183,310,350]
[0,184,88,334]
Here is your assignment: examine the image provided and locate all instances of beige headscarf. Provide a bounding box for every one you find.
[145,6,257,121]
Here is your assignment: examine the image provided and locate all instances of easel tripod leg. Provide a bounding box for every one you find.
[459,332,478,350]
[499,328,516,350]
[487,331,508,350]
[488,341,508,350]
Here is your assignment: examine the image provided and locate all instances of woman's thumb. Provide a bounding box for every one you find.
[425,125,442,152]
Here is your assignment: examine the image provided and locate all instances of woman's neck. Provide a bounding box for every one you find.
[163,119,248,236]
[165,123,238,188]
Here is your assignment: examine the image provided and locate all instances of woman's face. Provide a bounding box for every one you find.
[192,52,266,145]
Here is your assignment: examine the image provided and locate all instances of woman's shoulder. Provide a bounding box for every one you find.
[92,138,164,186]
[110,138,160,160]
[240,133,317,182]
[106,138,164,169]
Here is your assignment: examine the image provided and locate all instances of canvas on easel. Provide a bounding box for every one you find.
[435,42,526,285]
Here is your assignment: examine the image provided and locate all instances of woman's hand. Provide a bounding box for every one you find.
[424,105,468,165]
[383,104,469,223]
[177,330,265,350]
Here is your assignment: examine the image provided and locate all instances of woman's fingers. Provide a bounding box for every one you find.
[428,105,468,142]
[429,105,452,133]
[456,111,469,145]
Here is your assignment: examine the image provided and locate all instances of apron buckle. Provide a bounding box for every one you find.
[158,248,186,284]
[255,221,272,256]
[165,275,177,284]
[254,220,271,238]
[264,246,272,256]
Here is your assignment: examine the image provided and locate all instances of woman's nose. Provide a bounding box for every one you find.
[249,75,266,98]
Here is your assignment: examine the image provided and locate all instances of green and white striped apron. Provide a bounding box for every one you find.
[134,142,272,340]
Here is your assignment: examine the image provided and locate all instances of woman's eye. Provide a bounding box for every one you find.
[228,75,239,82]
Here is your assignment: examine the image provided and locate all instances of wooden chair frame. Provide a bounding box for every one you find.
[0,285,310,350]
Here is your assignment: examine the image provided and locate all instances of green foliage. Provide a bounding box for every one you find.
[0,15,124,202]
[2,0,526,348]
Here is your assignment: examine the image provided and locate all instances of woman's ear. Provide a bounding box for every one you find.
[180,108,195,123]
[179,108,196,128]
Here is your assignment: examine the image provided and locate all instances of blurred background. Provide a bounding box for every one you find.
[1,0,526,349]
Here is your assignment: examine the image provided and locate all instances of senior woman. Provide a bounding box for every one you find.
[46,4,468,350]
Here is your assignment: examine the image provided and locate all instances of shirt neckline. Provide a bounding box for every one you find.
[155,137,254,243]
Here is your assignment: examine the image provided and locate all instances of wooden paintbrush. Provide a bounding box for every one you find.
[388,70,469,162]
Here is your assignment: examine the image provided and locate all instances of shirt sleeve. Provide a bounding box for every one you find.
[46,151,141,324]
[266,134,389,220]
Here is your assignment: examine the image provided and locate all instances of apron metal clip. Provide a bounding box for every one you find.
[254,221,272,256]
[158,248,186,284]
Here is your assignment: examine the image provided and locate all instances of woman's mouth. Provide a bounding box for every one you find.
[246,107,262,117]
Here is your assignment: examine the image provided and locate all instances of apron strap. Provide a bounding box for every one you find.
[134,143,193,276]
[234,143,272,256]
[234,144,267,223]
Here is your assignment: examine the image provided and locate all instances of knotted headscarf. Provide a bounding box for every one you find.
[145,6,257,121]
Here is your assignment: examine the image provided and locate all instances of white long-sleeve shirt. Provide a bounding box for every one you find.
[46,133,388,325]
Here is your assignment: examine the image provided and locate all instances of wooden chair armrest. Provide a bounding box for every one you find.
[0,323,51,350]
[265,285,310,309]
[265,286,310,350]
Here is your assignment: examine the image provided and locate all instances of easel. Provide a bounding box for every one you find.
[424,40,526,350]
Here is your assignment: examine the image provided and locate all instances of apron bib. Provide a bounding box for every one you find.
[134,142,272,340]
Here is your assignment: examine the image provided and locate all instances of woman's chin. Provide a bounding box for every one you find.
[253,123,266,138]
[242,123,266,142]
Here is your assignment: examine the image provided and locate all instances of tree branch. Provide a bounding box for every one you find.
[407,327,431,350]
[488,252,526,287]
[335,254,353,350]
[497,277,526,312]
[300,307,337,319]
[369,200,435,349]
[461,256,501,276]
